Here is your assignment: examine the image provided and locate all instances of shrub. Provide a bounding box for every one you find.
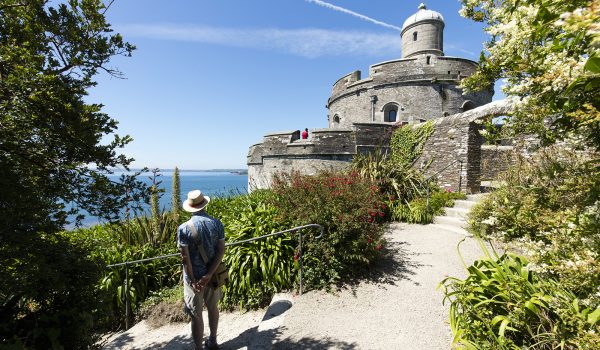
[392,190,466,224]
[207,192,293,310]
[0,233,109,349]
[271,171,387,289]
[468,147,600,305]
[441,252,600,349]
[65,223,180,328]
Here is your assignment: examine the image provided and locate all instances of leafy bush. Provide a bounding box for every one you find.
[97,244,180,324]
[441,252,600,349]
[392,190,466,224]
[468,147,600,305]
[271,171,387,289]
[351,149,427,204]
[65,222,180,327]
[207,192,293,310]
[0,234,108,349]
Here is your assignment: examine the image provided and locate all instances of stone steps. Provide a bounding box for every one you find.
[431,194,486,235]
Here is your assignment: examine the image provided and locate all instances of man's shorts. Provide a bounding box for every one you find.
[183,280,223,318]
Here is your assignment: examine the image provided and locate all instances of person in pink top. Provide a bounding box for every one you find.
[301,128,309,139]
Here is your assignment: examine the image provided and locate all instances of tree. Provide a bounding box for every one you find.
[459,0,600,149]
[0,0,148,236]
[0,0,148,347]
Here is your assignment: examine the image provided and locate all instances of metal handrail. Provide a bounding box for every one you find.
[106,223,324,330]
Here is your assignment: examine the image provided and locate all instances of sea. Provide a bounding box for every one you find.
[74,170,248,228]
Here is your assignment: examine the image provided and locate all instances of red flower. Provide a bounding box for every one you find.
[371,212,376,217]
[367,217,373,223]
[375,244,382,251]
[293,253,300,261]
[379,212,384,217]
[368,238,373,244]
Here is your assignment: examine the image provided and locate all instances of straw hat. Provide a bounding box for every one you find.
[182,190,211,213]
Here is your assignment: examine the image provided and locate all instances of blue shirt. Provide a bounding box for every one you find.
[177,211,225,281]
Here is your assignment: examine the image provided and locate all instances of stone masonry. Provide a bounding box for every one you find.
[248,4,506,192]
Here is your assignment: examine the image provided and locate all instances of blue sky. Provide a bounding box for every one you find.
[90,0,499,170]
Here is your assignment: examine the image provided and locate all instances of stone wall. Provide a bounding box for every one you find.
[414,99,514,193]
[401,21,444,58]
[248,128,356,191]
[416,115,479,193]
[480,145,515,181]
[327,56,492,129]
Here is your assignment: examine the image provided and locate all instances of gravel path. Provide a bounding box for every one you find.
[270,223,485,350]
[102,222,485,349]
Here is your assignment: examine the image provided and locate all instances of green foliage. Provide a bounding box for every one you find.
[0,0,146,234]
[206,191,293,310]
[0,233,109,349]
[389,121,434,167]
[271,171,387,289]
[98,244,180,325]
[172,167,182,220]
[459,0,600,149]
[441,252,600,349]
[149,168,163,239]
[0,1,146,347]
[393,190,466,224]
[351,149,427,204]
[120,211,180,247]
[468,147,600,305]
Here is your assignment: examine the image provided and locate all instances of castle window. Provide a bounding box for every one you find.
[381,102,400,123]
[333,115,340,124]
[413,32,418,41]
[426,56,431,65]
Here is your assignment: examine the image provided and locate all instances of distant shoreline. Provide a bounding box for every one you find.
[107,168,248,174]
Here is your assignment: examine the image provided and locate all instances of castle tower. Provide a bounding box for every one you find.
[401,3,444,58]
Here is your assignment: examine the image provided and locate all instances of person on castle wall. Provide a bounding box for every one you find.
[178,190,225,350]
[301,128,309,139]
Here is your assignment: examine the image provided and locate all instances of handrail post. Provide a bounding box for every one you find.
[298,229,304,295]
[426,179,430,213]
[125,263,130,330]
[458,160,463,193]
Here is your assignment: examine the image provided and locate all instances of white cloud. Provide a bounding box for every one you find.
[305,0,402,31]
[118,24,399,58]
[445,44,477,57]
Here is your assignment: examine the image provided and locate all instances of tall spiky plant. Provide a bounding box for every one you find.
[150,168,162,244]
[171,167,182,220]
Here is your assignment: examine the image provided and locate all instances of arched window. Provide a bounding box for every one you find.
[413,32,418,41]
[333,115,340,124]
[388,110,397,122]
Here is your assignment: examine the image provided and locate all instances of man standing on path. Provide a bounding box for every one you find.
[178,190,225,350]
[301,128,309,139]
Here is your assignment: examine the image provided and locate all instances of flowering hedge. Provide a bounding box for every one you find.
[271,171,387,289]
[468,147,600,306]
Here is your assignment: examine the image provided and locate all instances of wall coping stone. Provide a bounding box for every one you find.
[347,77,373,88]
[481,145,514,151]
[263,130,297,137]
[370,58,417,68]
[437,56,478,65]
[311,128,354,133]
[287,142,315,147]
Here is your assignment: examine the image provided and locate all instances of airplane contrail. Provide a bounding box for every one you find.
[305,0,402,31]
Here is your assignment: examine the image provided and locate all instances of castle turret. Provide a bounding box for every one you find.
[401,3,444,58]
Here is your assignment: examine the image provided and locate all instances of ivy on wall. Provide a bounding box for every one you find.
[389,121,434,167]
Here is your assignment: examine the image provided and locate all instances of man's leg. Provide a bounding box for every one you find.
[204,287,222,348]
[184,282,205,349]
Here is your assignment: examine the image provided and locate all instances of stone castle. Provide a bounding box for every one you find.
[248,4,510,192]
